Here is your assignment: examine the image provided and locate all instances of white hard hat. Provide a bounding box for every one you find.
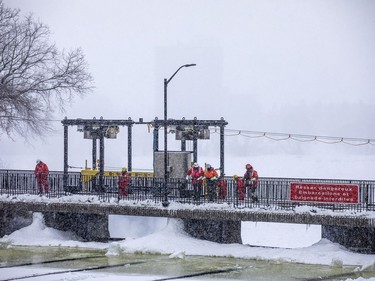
[36,159,41,164]
[193,162,199,168]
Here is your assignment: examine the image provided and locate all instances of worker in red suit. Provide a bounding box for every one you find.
[217,174,227,200]
[34,159,49,195]
[118,168,131,197]
[243,163,259,202]
[186,162,204,201]
[233,174,245,200]
[204,164,218,202]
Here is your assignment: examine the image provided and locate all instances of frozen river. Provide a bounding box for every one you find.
[0,244,373,281]
[0,214,374,281]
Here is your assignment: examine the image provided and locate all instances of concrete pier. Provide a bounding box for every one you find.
[322,225,375,254]
[0,209,32,237]
[43,212,110,241]
[183,219,242,244]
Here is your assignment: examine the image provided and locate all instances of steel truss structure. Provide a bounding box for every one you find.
[61,117,227,191]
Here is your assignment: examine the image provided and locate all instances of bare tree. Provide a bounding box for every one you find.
[0,1,93,139]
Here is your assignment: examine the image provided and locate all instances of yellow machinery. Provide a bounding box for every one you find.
[81,168,153,181]
[80,161,153,191]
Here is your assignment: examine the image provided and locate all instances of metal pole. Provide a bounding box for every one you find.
[128,124,132,172]
[163,78,169,207]
[162,64,196,208]
[181,139,186,151]
[99,130,105,191]
[153,124,159,152]
[193,125,198,163]
[63,122,68,192]
[220,125,225,177]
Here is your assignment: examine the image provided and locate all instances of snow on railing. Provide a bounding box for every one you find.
[0,169,374,212]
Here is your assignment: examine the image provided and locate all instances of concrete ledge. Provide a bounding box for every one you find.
[1,200,374,227]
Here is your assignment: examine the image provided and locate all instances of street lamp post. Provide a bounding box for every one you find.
[162,64,196,207]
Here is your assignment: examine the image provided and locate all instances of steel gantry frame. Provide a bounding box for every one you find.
[151,117,228,176]
[61,117,227,191]
[61,117,134,190]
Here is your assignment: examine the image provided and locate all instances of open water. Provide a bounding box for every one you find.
[0,244,374,281]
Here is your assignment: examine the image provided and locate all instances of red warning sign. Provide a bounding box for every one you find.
[290,182,359,204]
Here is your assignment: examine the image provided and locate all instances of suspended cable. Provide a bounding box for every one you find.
[4,115,374,147]
[290,135,316,142]
[221,128,375,147]
[265,134,291,141]
[341,139,370,146]
[315,138,343,145]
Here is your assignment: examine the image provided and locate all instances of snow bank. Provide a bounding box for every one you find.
[2,212,373,269]
[0,213,107,249]
[108,218,375,269]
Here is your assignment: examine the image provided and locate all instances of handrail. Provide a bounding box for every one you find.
[0,170,374,212]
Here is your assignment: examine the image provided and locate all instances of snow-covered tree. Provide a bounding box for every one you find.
[0,0,93,139]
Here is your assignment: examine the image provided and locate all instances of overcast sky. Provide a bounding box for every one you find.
[1,0,375,178]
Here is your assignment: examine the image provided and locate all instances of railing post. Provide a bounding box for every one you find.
[6,170,9,190]
[92,138,97,170]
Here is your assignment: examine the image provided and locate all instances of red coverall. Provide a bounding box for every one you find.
[236,177,246,200]
[217,178,227,200]
[244,164,259,201]
[34,162,49,193]
[187,166,204,200]
[118,173,131,196]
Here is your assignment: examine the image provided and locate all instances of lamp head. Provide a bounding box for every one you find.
[184,64,196,67]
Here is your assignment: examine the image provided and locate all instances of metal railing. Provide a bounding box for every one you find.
[0,169,374,212]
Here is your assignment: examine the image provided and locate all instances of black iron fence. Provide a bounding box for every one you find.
[0,169,374,212]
